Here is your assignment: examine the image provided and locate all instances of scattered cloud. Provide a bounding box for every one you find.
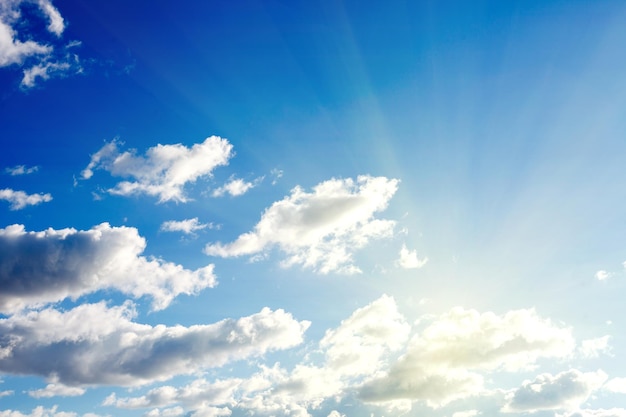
[0,301,309,386]
[595,270,612,281]
[270,168,283,185]
[0,0,82,88]
[502,369,607,412]
[212,176,262,197]
[160,218,215,235]
[0,405,108,417]
[28,383,86,398]
[452,411,479,417]
[82,136,234,203]
[0,223,216,313]
[579,336,611,358]
[5,165,39,176]
[0,390,13,397]
[205,175,399,274]
[0,188,52,210]
[396,244,428,269]
[359,307,575,408]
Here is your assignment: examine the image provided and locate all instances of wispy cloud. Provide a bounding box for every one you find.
[5,165,39,175]
[160,218,215,234]
[205,175,399,274]
[82,136,234,203]
[0,188,52,210]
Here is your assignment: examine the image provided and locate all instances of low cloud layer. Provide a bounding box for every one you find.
[82,136,234,203]
[0,301,309,386]
[205,175,399,274]
[0,189,52,210]
[0,223,216,313]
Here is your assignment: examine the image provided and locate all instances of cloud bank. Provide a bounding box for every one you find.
[82,136,234,203]
[0,223,216,313]
[0,301,309,386]
[205,175,399,274]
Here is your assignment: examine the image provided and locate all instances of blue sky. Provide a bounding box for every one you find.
[2,1,626,416]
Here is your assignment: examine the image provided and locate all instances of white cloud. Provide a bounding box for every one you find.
[160,218,215,235]
[452,411,479,417]
[502,369,608,412]
[396,244,428,269]
[0,0,79,88]
[0,405,107,417]
[0,223,216,313]
[5,165,39,175]
[82,136,234,203]
[21,60,70,88]
[0,188,52,210]
[579,336,611,358]
[558,409,626,417]
[595,270,611,281]
[359,307,575,408]
[0,301,309,386]
[0,390,13,397]
[205,175,399,274]
[28,383,85,398]
[604,377,626,393]
[212,177,261,197]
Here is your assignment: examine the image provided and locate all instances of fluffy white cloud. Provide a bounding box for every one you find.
[503,369,608,412]
[0,390,13,397]
[0,188,52,210]
[212,177,260,197]
[396,244,427,269]
[0,223,216,313]
[205,176,399,274]
[359,307,575,408]
[4,165,38,175]
[81,136,234,203]
[452,410,479,417]
[0,0,79,88]
[28,383,85,398]
[0,301,309,386]
[160,218,215,234]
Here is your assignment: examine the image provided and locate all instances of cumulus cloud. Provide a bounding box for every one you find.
[205,175,399,274]
[5,165,39,175]
[396,244,428,269]
[0,390,13,397]
[160,218,215,235]
[359,307,575,408]
[502,369,607,412]
[0,301,309,386]
[104,295,409,416]
[82,136,234,203]
[0,223,216,313]
[0,188,52,210]
[28,382,85,398]
[0,0,81,88]
[212,177,261,197]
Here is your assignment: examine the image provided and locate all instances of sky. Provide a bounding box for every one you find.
[1,0,626,416]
